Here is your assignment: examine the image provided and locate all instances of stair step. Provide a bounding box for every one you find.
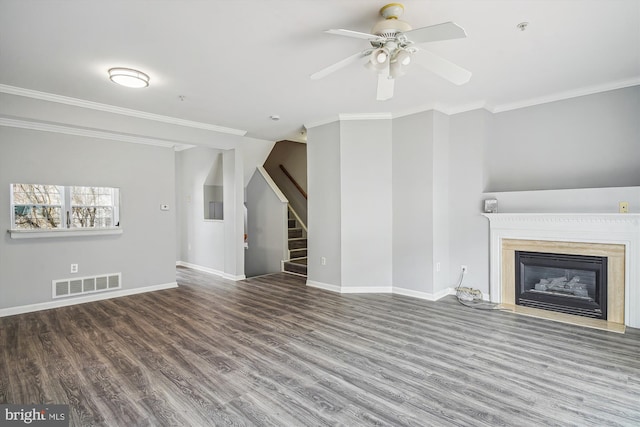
[284,258,307,276]
[289,248,307,258]
[288,238,307,250]
[288,228,303,238]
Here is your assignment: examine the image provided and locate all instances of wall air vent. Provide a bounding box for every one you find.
[52,273,121,298]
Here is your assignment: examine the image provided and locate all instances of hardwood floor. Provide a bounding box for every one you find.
[1,267,639,426]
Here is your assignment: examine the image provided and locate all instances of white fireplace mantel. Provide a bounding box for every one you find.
[483,213,640,328]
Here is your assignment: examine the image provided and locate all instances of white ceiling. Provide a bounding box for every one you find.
[1,0,639,143]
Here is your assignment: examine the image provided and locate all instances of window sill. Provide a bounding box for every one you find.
[9,227,123,239]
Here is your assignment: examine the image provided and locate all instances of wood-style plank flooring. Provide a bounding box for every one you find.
[1,267,639,426]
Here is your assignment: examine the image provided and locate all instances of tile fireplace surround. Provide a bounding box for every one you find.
[483,213,640,330]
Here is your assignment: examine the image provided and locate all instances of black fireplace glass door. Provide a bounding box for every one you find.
[523,265,597,302]
[515,251,607,319]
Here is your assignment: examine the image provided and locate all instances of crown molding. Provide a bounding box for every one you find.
[0,84,247,136]
[0,117,195,151]
[392,101,489,119]
[338,112,392,121]
[304,115,340,130]
[305,113,393,131]
[489,78,640,114]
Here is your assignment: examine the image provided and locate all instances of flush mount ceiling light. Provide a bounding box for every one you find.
[108,67,150,88]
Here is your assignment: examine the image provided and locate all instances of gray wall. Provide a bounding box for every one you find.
[340,119,393,289]
[447,109,493,292]
[392,111,435,293]
[0,127,176,309]
[307,121,342,287]
[175,147,226,272]
[487,86,640,191]
[306,86,639,297]
[448,88,640,294]
[222,148,245,278]
[245,169,288,277]
[431,111,451,294]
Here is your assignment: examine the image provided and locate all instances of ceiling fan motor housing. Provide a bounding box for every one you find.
[371,3,412,38]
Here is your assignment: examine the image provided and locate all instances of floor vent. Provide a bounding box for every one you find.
[52,273,121,298]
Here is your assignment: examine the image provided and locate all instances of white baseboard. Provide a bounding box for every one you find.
[340,286,393,294]
[306,281,461,301]
[306,280,392,294]
[0,282,178,318]
[176,261,246,281]
[177,261,224,276]
[306,280,341,293]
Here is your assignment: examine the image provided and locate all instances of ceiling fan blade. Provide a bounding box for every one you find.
[326,29,381,41]
[404,22,467,44]
[376,74,395,101]
[413,50,471,85]
[310,51,368,80]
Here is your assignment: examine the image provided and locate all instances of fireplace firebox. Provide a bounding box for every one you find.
[515,251,607,319]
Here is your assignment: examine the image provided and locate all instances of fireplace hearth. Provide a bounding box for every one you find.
[515,251,607,319]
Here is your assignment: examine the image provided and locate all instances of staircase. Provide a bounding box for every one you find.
[283,207,307,276]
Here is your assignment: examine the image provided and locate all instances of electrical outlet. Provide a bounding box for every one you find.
[461,265,468,273]
[619,201,629,213]
[70,264,78,274]
[321,257,326,266]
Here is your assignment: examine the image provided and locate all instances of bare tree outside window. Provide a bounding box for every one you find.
[72,186,115,228]
[12,184,62,229]
[11,184,119,230]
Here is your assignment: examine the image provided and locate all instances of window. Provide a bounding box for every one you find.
[12,184,63,229]
[11,183,120,231]
[71,186,118,228]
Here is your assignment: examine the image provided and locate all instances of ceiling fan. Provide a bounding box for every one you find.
[310,3,472,101]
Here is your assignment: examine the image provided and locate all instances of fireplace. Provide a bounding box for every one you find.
[483,213,640,331]
[515,251,607,319]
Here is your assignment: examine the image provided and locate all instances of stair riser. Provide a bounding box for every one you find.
[284,262,308,275]
[288,229,303,238]
[288,239,307,250]
[289,249,307,258]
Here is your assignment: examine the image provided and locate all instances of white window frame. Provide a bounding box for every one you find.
[68,186,120,229]
[9,184,122,239]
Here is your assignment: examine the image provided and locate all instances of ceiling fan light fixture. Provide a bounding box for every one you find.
[312,2,472,100]
[366,48,390,72]
[108,67,150,88]
[395,49,412,66]
[369,47,390,68]
[389,49,413,78]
